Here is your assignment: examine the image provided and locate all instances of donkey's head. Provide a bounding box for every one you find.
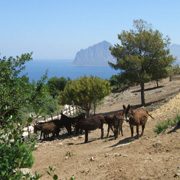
[123,104,131,122]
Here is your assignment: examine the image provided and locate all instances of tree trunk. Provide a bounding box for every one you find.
[86,109,90,118]
[140,83,145,105]
[169,75,172,82]
[156,80,159,88]
[93,102,97,115]
[86,105,91,118]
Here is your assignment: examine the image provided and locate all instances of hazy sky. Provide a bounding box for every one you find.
[0,0,179,59]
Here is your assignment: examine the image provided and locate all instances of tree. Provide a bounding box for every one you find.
[167,64,180,81]
[59,75,111,117]
[0,53,47,179]
[47,76,68,98]
[0,53,33,124]
[109,19,175,105]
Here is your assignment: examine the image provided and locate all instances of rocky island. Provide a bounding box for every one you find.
[71,41,115,66]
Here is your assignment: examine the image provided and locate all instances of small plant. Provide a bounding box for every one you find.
[153,113,180,134]
[66,151,76,157]
[46,166,76,180]
[173,113,180,126]
[69,177,76,180]
[46,166,58,180]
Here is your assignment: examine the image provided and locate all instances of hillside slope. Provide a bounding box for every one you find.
[31,76,180,180]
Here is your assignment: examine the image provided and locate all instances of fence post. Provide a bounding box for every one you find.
[69,106,71,116]
[71,101,74,115]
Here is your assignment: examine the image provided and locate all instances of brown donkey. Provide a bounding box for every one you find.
[123,104,154,138]
[104,111,124,139]
[76,115,105,143]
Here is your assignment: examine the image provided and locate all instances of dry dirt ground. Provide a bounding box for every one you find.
[31,76,180,180]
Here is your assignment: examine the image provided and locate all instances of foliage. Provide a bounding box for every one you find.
[109,19,175,105]
[47,77,69,98]
[46,166,58,180]
[41,97,61,116]
[0,115,39,180]
[109,75,119,86]
[0,53,49,179]
[0,53,33,124]
[30,72,50,116]
[0,53,50,125]
[46,166,76,180]
[59,75,111,117]
[172,64,180,75]
[167,64,180,81]
[66,151,76,157]
[109,74,133,92]
[153,113,180,134]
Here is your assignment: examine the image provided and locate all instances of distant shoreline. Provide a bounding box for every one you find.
[69,64,111,67]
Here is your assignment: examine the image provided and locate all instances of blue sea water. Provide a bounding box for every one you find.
[22,59,118,82]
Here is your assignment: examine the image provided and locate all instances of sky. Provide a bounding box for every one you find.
[0,0,180,60]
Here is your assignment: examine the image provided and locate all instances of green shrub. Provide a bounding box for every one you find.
[153,113,180,134]
[173,113,180,126]
[0,132,35,179]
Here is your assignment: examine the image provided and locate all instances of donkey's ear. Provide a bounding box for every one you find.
[127,104,131,111]
[123,105,126,110]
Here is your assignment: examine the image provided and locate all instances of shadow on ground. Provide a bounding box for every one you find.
[108,136,138,148]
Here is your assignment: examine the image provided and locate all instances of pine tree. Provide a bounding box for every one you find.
[109,19,175,105]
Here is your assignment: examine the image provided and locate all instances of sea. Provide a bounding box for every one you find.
[21,59,119,82]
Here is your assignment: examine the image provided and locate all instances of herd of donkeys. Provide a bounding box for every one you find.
[34,104,154,143]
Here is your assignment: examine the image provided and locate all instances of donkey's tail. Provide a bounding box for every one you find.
[148,113,154,119]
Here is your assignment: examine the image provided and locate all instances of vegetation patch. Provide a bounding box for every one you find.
[153,113,180,134]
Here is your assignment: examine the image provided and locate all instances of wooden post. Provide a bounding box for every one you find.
[69,106,71,116]
[27,125,30,138]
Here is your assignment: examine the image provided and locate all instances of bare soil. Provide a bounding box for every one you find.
[31,76,180,180]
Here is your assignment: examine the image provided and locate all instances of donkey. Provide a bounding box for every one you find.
[104,111,124,139]
[123,104,154,138]
[34,121,60,140]
[113,111,125,139]
[60,112,86,135]
[75,115,105,143]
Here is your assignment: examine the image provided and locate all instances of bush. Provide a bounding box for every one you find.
[153,113,180,134]
[173,113,180,126]
[0,117,36,180]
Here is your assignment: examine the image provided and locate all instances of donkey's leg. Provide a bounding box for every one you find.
[68,124,72,135]
[43,132,46,140]
[65,125,71,136]
[130,125,134,137]
[136,125,139,138]
[120,125,123,136]
[75,127,79,135]
[107,125,110,137]
[110,125,114,133]
[69,124,72,135]
[118,125,120,135]
[101,126,104,139]
[51,133,55,140]
[113,126,118,139]
[40,131,43,140]
[85,130,88,143]
[141,124,145,136]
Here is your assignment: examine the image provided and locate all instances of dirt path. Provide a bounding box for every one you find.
[31,76,180,180]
